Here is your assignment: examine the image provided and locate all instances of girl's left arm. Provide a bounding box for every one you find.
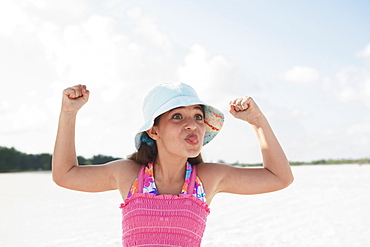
[210,97,293,195]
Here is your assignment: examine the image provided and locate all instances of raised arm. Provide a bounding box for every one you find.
[52,85,135,193]
[202,97,293,198]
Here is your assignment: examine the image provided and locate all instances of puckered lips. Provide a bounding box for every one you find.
[185,133,199,145]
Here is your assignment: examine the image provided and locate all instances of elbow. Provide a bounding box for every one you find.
[52,174,73,189]
[52,165,75,188]
[266,162,294,190]
[279,161,294,189]
[52,172,65,187]
[280,172,294,189]
[271,168,294,191]
[287,164,295,186]
[51,165,61,186]
[285,174,294,188]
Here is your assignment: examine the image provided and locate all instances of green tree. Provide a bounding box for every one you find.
[0,147,21,172]
[90,155,120,164]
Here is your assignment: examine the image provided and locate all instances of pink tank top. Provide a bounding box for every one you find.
[120,164,210,247]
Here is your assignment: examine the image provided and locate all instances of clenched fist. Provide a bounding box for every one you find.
[229,96,264,126]
[61,84,90,114]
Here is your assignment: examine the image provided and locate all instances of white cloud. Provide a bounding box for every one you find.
[337,86,357,102]
[27,0,90,18]
[103,0,123,10]
[290,107,311,119]
[356,43,370,58]
[347,122,370,135]
[0,1,198,157]
[178,44,212,90]
[0,100,11,113]
[334,66,370,107]
[100,83,123,103]
[346,120,370,148]
[0,103,47,134]
[126,7,173,56]
[177,44,237,103]
[283,66,320,83]
[0,1,30,35]
[3,0,367,163]
[37,15,121,85]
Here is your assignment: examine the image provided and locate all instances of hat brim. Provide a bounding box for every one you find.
[135,96,224,150]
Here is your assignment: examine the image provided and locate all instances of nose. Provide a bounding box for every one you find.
[184,118,197,130]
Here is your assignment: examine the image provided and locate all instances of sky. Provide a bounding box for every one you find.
[1,0,370,164]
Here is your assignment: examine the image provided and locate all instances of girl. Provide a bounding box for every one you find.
[52,82,293,246]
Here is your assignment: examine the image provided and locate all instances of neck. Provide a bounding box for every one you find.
[154,154,188,182]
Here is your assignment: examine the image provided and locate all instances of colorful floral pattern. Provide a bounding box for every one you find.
[127,162,206,203]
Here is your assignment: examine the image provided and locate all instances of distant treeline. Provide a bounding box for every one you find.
[0,146,369,173]
[0,146,121,173]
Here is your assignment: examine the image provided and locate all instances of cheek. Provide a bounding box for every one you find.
[199,122,206,131]
[157,123,180,139]
[199,124,206,138]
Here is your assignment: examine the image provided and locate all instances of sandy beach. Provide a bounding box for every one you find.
[1,165,369,247]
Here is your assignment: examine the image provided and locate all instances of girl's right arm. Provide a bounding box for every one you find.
[52,85,138,193]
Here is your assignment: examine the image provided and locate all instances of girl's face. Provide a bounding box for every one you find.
[148,105,206,159]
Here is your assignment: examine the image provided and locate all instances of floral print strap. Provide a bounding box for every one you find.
[127,162,206,203]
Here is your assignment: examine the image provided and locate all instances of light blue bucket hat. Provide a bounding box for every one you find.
[135,82,224,150]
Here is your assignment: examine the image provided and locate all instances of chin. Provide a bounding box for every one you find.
[188,154,200,158]
[186,149,202,158]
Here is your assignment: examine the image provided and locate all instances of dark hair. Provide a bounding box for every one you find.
[127,107,205,166]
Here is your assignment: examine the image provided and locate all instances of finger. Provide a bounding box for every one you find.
[229,99,237,106]
[229,104,238,116]
[234,97,246,111]
[229,99,240,112]
[80,85,88,94]
[68,85,84,99]
[63,87,77,99]
[235,98,243,108]
[81,85,90,101]
[73,85,84,97]
[229,97,251,112]
[240,97,251,110]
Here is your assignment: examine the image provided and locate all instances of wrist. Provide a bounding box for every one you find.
[250,114,268,129]
[60,109,78,119]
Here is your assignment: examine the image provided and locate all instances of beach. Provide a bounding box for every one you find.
[1,165,369,247]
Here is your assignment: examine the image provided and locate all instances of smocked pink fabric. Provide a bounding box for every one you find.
[120,165,210,247]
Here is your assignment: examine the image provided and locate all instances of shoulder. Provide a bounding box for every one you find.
[107,159,142,177]
[197,162,236,183]
[197,162,231,176]
[95,159,142,186]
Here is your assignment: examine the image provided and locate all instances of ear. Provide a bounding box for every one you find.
[146,126,159,140]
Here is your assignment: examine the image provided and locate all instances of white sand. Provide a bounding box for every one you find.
[203,165,370,247]
[1,165,369,247]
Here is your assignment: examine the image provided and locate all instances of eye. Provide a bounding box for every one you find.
[195,114,204,120]
[172,113,182,119]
